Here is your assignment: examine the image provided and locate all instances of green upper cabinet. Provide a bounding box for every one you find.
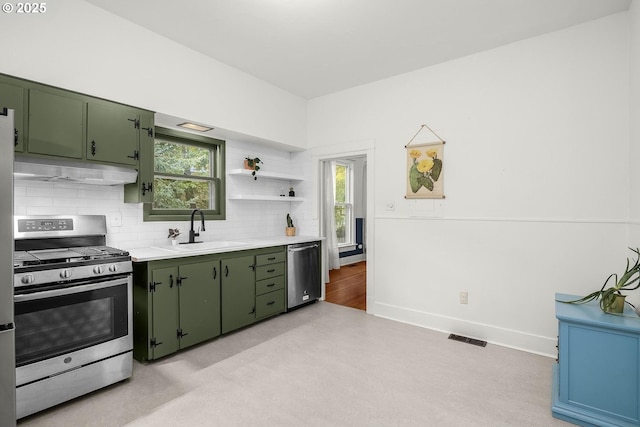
[86,100,140,166]
[0,73,155,168]
[0,81,26,152]
[124,111,154,203]
[28,88,85,159]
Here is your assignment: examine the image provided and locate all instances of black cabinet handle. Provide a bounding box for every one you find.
[127,150,139,160]
[169,274,174,288]
[267,269,275,273]
[267,257,276,261]
[14,128,18,146]
[177,329,189,338]
[267,301,275,306]
[213,266,217,280]
[225,265,229,277]
[128,118,140,129]
[141,182,153,196]
[91,140,96,156]
[267,283,275,288]
[177,276,188,286]
[249,306,256,315]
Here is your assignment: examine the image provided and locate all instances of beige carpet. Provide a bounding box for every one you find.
[18,302,570,427]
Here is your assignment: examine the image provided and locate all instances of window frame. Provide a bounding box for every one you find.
[143,127,226,222]
[334,160,355,247]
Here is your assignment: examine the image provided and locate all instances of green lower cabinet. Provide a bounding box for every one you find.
[221,255,257,334]
[133,257,221,362]
[256,289,285,319]
[150,266,179,359]
[133,247,287,362]
[177,261,221,347]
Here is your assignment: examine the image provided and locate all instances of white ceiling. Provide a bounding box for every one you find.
[85,0,631,99]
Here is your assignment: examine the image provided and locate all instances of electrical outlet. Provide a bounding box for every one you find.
[460,291,468,304]
[110,211,122,227]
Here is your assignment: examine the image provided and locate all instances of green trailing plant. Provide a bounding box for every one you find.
[558,247,640,313]
[286,213,294,228]
[245,157,262,180]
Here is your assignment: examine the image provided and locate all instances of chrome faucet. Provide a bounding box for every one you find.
[188,209,206,243]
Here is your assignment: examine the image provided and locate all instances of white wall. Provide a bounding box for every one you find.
[0,0,306,148]
[308,12,631,356]
[630,0,640,244]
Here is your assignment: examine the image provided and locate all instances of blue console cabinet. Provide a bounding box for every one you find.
[553,293,640,426]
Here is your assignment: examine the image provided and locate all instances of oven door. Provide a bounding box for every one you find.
[14,275,132,387]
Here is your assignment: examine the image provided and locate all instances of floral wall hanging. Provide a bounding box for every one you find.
[405,125,445,199]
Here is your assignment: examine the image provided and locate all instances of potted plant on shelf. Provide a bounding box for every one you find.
[244,156,263,180]
[286,213,296,236]
[168,228,181,245]
[558,247,640,313]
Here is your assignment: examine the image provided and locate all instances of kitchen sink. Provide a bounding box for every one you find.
[153,240,249,253]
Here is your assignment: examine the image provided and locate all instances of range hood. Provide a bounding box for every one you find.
[14,155,138,186]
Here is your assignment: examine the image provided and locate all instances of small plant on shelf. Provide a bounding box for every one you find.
[244,157,263,180]
[286,213,296,236]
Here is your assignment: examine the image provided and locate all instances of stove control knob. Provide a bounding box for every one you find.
[93,265,105,275]
[108,264,119,273]
[21,274,35,285]
[60,269,72,279]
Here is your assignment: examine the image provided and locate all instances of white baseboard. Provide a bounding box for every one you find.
[340,254,365,266]
[369,301,557,358]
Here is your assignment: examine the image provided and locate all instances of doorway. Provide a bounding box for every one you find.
[320,155,368,311]
[326,261,366,310]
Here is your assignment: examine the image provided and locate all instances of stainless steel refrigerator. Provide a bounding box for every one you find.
[0,109,16,427]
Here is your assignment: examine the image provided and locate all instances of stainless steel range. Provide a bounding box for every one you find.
[13,215,133,419]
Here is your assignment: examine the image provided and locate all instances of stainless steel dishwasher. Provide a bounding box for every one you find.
[287,241,321,310]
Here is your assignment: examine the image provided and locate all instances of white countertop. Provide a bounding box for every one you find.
[126,235,323,262]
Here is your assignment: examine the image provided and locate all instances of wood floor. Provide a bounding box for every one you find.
[325,261,366,310]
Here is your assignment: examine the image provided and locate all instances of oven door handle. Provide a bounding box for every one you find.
[14,276,131,302]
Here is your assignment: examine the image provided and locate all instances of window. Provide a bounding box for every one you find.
[143,127,225,221]
[334,161,354,246]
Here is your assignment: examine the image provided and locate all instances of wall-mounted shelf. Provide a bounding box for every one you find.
[228,195,305,202]
[227,169,304,181]
[227,168,304,202]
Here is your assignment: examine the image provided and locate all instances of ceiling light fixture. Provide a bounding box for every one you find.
[177,122,214,132]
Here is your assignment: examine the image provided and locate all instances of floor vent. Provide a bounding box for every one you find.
[448,334,487,347]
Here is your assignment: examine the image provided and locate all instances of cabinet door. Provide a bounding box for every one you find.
[221,255,256,334]
[178,260,221,348]
[124,111,154,203]
[86,101,139,166]
[0,81,25,152]
[28,88,84,158]
[151,266,179,359]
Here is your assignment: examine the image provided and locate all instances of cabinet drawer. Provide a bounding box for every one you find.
[256,275,285,296]
[256,289,285,319]
[256,263,285,281]
[256,252,285,265]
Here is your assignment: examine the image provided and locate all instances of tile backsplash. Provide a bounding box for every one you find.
[14,139,317,250]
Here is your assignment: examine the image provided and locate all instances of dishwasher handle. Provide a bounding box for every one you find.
[288,243,319,253]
